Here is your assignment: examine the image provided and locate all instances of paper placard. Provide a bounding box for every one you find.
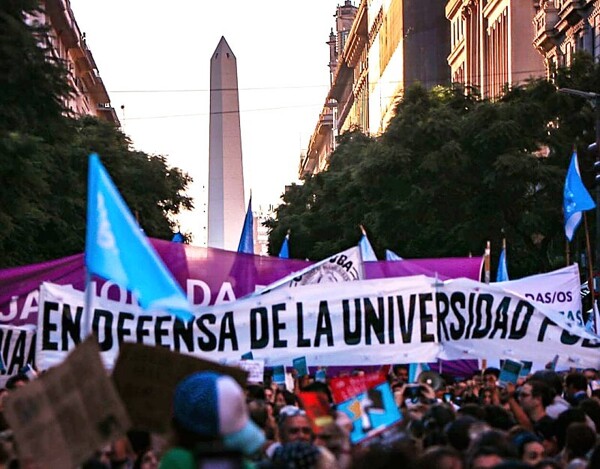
[112,342,247,433]
[4,336,131,468]
[293,357,308,377]
[272,365,285,384]
[236,359,264,384]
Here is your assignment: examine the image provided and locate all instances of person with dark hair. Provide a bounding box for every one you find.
[5,373,28,391]
[532,459,562,469]
[529,370,569,419]
[553,408,588,453]
[483,405,516,431]
[248,399,277,446]
[416,445,463,469]
[421,404,455,448]
[392,364,409,385]
[564,372,588,406]
[246,384,266,401]
[576,397,600,432]
[445,416,479,453]
[511,431,545,466]
[560,421,595,465]
[483,368,500,388]
[350,436,418,469]
[301,381,333,405]
[510,380,554,434]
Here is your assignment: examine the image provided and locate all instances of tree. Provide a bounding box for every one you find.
[0,2,193,267]
[268,59,600,279]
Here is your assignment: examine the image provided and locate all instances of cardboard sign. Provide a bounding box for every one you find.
[112,342,247,433]
[236,359,264,384]
[331,372,401,444]
[3,336,131,468]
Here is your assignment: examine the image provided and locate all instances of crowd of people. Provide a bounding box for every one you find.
[2,363,600,468]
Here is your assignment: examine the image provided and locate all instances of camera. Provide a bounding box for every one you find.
[403,384,423,403]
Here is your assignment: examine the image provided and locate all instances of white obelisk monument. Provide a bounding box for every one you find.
[207,37,246,250]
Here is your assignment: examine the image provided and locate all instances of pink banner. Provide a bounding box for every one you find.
[0,238,483,326]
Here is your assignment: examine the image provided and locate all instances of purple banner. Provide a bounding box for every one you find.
[0,239,482,326]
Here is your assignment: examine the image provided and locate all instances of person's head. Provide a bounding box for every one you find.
[564,372,588,403]
[582,368,597,382]
[417,445,463,469]
[530,370,562,397]
[519,380,553,417]
[245,384,266,401]
[264,387,274,404]
[272,441,321,469]
[445,416,479,452]
[171,371,265,456]
[483,405,516,431]
[393,364,409,384]
[577,397,600,431]
[278,408,313,444]
[133,449,158,469]
[554,408,588,451]
[563,422,596,461]
[248,399,276,441]
[5,373,29,391]
[274,389,297,411]
[532,459,562,469]
[512,431,545,466]
[483,368,500,387]
[301,380,333,404]
[467,446,505,469]
[314,421,347,457]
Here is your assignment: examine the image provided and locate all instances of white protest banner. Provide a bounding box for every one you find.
[37,275,440,370]
[497,264,583,327]
[37,270,600,371]
[256,246,363,295]
[438,277,600,368]
[0,325,36,386]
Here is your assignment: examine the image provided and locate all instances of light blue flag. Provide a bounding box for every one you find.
[278,232,289,259]
[496,247,509,282]
[385,249,404,261]
[564,151,595,241]
[85,154,193,322]
[359,226,377,261]
[237,196,254,254]
[408,363,430,383]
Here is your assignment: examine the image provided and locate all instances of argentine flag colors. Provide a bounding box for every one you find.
[563,151,595,242]
[85,154,194,322]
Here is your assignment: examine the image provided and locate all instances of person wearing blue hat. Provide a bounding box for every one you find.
[159,371,266,469]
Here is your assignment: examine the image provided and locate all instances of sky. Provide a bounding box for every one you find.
[69,0,343,246]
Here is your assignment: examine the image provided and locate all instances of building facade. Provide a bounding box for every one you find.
[35,0,119,125]
[533,0,600,74]
[446,0,545,98]
[300,0,450,177]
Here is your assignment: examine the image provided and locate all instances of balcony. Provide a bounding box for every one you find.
[533,3,559,53]
[558,0,585,26]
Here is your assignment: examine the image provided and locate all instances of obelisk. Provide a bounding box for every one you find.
[207,36,246,251]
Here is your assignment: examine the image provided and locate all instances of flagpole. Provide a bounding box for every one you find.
[484,241,491,284]
[84,271,93,338]
[566,239,570,266]
[584,213,595,322]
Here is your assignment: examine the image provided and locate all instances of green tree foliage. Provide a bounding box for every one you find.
[268,57,600,278]
[0,2,193,267]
